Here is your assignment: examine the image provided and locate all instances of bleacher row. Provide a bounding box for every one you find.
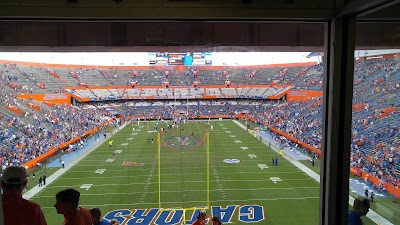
[68,87,286,100]
[1,63,319,94]
[85,99,269,119]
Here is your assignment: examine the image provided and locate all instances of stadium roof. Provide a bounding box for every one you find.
[306,52,324,58]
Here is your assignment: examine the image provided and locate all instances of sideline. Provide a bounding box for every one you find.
[23,123,128,200]
[232,119,393,225]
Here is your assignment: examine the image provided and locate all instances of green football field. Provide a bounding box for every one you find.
[31,120,320,225]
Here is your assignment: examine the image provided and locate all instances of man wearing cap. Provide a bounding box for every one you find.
[1,166,48,225]
[192,210,207,225]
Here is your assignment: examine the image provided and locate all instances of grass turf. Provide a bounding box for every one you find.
[30,120,324,224]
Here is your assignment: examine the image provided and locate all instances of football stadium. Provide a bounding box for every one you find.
[0,50,398,225]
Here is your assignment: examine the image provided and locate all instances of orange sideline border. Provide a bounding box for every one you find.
[22,127,99,170]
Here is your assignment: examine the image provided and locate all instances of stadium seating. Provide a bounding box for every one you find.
[0,58,398,188]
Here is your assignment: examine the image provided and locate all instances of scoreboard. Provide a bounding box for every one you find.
[149,52,212,66]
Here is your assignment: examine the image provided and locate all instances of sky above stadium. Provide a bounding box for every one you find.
[0,52,316,66]
[0,50,398,66]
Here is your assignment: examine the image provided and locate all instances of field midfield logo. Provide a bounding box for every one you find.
[104,205,264,225]
[223,159,241,164]
[176,137,190,146]
[163,136,202,149]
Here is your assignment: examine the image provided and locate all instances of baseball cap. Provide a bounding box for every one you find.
[1,166,28,184]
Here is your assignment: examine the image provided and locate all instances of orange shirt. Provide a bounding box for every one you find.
[63,207,92,225]
[192,219,205,225]
[2,193,47,225]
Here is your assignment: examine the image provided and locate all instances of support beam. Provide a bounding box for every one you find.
[338,0,400,18]
[320,17,355,225]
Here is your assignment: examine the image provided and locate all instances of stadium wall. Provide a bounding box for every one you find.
[22,127,99,169]
[286,90,323,102]
[6,105,23,115]
[27,103,42,111]
[18,93,72,105]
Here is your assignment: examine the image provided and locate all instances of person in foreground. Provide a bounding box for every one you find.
[348,197,370,225]
[54,188,92,225]
[1,166,48,225]
[109,219,120,225]
[212,216,222,225]
[90,207,111,225]
[192,210,207,225]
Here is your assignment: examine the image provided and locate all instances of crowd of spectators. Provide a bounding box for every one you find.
[0,57,399,189]
[3,63,322,90]
[0,92,110,170]
[247,57,399,188]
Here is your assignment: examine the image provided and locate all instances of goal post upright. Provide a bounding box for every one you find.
[158,132,161,209]
[206,131,210,209]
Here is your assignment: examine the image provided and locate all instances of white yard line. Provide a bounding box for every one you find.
[40,196,320,209]
[232,119,394,225]
[32,186,320,198]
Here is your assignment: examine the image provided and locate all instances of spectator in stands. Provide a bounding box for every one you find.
[348,197,370,225]
[89,208,111,225]
[1,166,47,225]
[54,188,92,225]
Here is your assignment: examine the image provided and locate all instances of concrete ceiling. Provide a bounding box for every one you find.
[0,0,338,20]
[0,0,398,51]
